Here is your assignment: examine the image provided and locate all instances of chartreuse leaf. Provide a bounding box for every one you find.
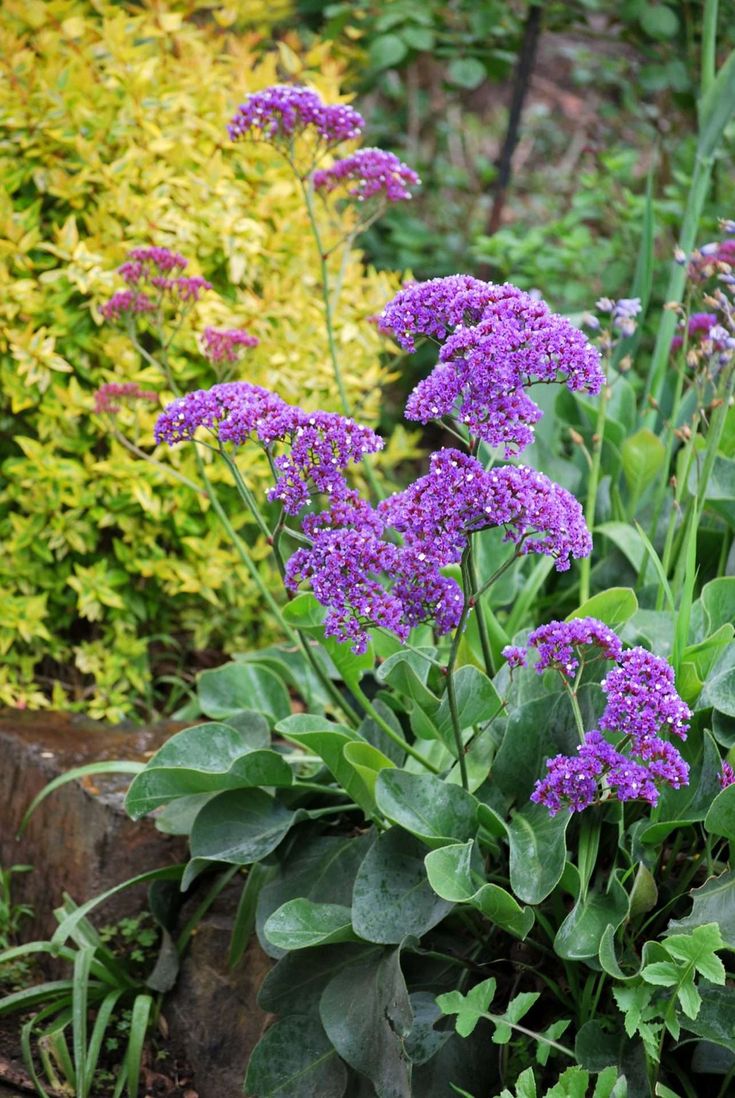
[566,587,638,628]
[125,720,291,818]
[507,805,571,905]
[244,1013,347,1098]
[621,428,666,499]
[351,830,453,944]
[376,648,439,712]
[197,662,290,725]
[319,947,412,1098]
[425,841,534,939]
[264,900,359,951]
[184,789,305,889]
[437,977,497,1038]
[375,770,478,849]
[491,992,540,1044]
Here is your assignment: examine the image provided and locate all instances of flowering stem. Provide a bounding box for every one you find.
[445,550,473,791]
[579,381,609,604]
[112,428,205,495]
[219,451,273,542]
[467,539,496,677]
[564,680,587,745]
[350,684,441,773]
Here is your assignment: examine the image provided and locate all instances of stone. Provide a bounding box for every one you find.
[164,882,272,1098]
[0,709,187,941]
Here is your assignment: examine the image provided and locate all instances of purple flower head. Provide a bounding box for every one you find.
[380,276,603,455]
[285,513,462,654]
[100,290,155,322]
[228,85,364,148]
[380,449,592,572]
[119,247,188,285]
[527,617,623,678]
[168,276,213,303]
[94,382,158,415]
[720,761,735,789]
[600,646,690,745]
[502,645,527,669]
[155,384,382,514]
[313,148,420,204]
[202,327,259,364]
[671,312,720,350]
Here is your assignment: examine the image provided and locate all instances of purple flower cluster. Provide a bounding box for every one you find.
[154,382,382,514]
[285,494,463,653]
[100,291,155,322]
[313,148,420,204]
[94,382,158,415]
[202,327,259,363]
[379,276,603,454]
[532,644,690,815]
[228,85,364,148]
[525,617,623,677]
[379,448,592,572]
[101,247,212,321]
[720,761,735,789]
[502,645,527,669]
[600,647,690,742]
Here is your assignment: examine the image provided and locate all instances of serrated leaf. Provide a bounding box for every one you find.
[436,977,496,1038]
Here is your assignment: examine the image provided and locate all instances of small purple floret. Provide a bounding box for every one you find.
[527,617,623,677]
[202,327,259,363]
[502,645,527,669]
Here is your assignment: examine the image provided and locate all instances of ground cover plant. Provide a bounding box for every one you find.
[4,5,735,1098]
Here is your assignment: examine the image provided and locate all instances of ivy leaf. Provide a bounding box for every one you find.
[436,977,496,1038]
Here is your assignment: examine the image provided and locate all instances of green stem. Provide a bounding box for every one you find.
[219,450,273,542]
[467,538,496,677]
[579,381,609,604]
[112,428,205,495]
[701,0,719,95]
[445,549,473,791]
[351,684,441,773]
[307,802,361,819]
[504,556,553,637]
[479,1013,575,1059]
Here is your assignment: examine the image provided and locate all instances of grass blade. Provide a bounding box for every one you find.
[125,993,153,1098]
[634,522,675,613]
[72,946,95,1096]
[18,762,144,835]
[84,989,125,1095]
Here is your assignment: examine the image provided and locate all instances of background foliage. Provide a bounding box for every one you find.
[0,0,404,719]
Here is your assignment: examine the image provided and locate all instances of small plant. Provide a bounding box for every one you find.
[0,864,33,990]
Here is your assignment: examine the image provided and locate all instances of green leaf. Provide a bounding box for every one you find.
[197,662,290,725]
[351,829,453,944]
[641,961,679,987]
[698,47,735,159]
[245,1013,347,1098]
[447,57,486,89]
[492,691,582,804]
[276,718,374,817]
[436,976,496,1038]
[185,789,302,887]
[566,588,638,629]
[369,33,408,70]
[264,900,359,951]
[702,578,735,634]
[621,428,666,497]
[125,721,290,818]
[258,943,379,1015]
[668,870,735,948]
[376,649,439,712]
[401,25,434,52]
[554,873,629,961]
[51,867,183,947]
[596,522,646,573]
[640,4,679,39]
[434,666,502,752]
[404,992,451,1066]
[124,993,152,1098]
[425,841,534,939]
[375,770,478,849]
[342,741,395,800]
[705,783,735,842]
[507,804,571,905]
[320,947,413,1098]
[283,595,375,691]
[679,985,735,1052]
[664,923,726,983]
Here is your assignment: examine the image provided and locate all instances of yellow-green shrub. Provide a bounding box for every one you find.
[0,0,408,719]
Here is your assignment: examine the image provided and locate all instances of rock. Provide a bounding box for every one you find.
[0,709,187,940]
[165,882,272,1098]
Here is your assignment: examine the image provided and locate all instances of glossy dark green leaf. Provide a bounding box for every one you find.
[185,789,302,887]
[258,943,380,1015]
[425,840,534,939]
[256,833,371,959]
[554,873,629,961]
[702,578,735,635]
[244,1014,347,1098]
[678,986,735,1053]
[507,804,571,905]
[352,830,453,944]
[376,649,439,711]
[358,699,407,765]
[342,741,395,800]
[376,770,478,849]
[320,947,413,1098]
[197,663,290,725]
[125,722,291,818]
[668,869,735,948]
[492,691,584,804]
[264,900,359,951]
[404,992,451,1066]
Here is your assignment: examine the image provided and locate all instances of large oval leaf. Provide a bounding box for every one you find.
[197,662,290,725]
[185,789,302,887]
[244,1014,347,1098]
[425,840,534,939]
[264,900,359,951]
[125,721,291,819]
[507,803,571,905]
[554,873,630,961]
[376,770,478,849]
[351,830,453,944]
